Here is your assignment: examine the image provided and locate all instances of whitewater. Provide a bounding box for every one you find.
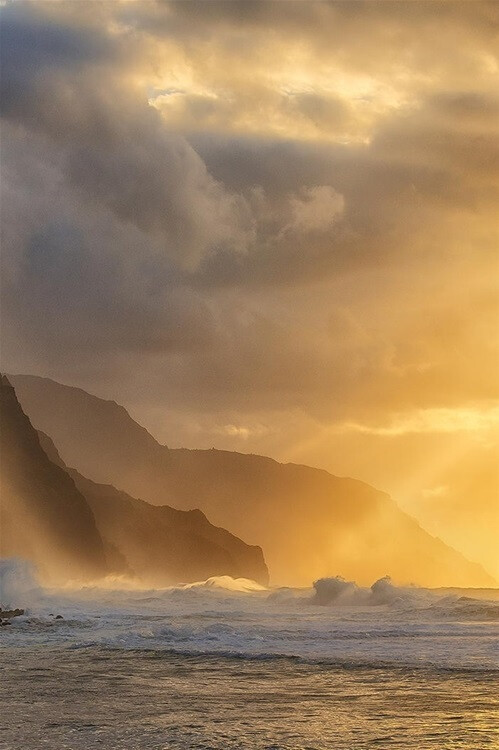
[1,560,498,749]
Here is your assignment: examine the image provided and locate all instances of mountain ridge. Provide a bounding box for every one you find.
[9,373,495,588]
[1,375,268,586]
[38,430,269,587]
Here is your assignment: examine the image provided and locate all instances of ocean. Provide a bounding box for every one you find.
[1,561,498,749]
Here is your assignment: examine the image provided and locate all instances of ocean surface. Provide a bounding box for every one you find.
[1,560,498,749]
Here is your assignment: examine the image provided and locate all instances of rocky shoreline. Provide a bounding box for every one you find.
[0,608,25,626]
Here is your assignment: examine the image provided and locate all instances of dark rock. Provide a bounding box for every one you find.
[0,608,24,618]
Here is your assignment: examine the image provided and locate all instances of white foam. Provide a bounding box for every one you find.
[1,557,498,670]
[311,575,429,607]
[176,575,267,593]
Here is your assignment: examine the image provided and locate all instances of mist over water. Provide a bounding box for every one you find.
[2,558,498,669]
[1,558,498,748]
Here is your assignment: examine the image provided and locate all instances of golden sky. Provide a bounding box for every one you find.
[1,1,498,578]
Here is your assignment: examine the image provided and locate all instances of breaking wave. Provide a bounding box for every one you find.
[310,575,499,621]
[175,576,267,593]
[312,574,436,606]
[1,558,498,671]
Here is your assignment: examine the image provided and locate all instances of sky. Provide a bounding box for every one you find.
[1,1,498,578]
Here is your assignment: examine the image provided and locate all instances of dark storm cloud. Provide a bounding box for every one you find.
[0,0,497,427]
[189,87,499,287]
[0,2,116,121]
[0,2,112,71]
[0,2,254,273]
[2,0,497,293]
[0,123,216,370]
[0,3,233,377]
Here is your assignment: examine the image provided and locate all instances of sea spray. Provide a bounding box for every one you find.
[0,558,43,609]
[1,558,497,668]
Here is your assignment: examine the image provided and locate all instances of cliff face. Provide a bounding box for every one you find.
[0,375,107,582]
[9,375,165,481]
[39,432,269,587]
[74,476,269,587]
[0,377,268,586]
[12,374,496,588]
